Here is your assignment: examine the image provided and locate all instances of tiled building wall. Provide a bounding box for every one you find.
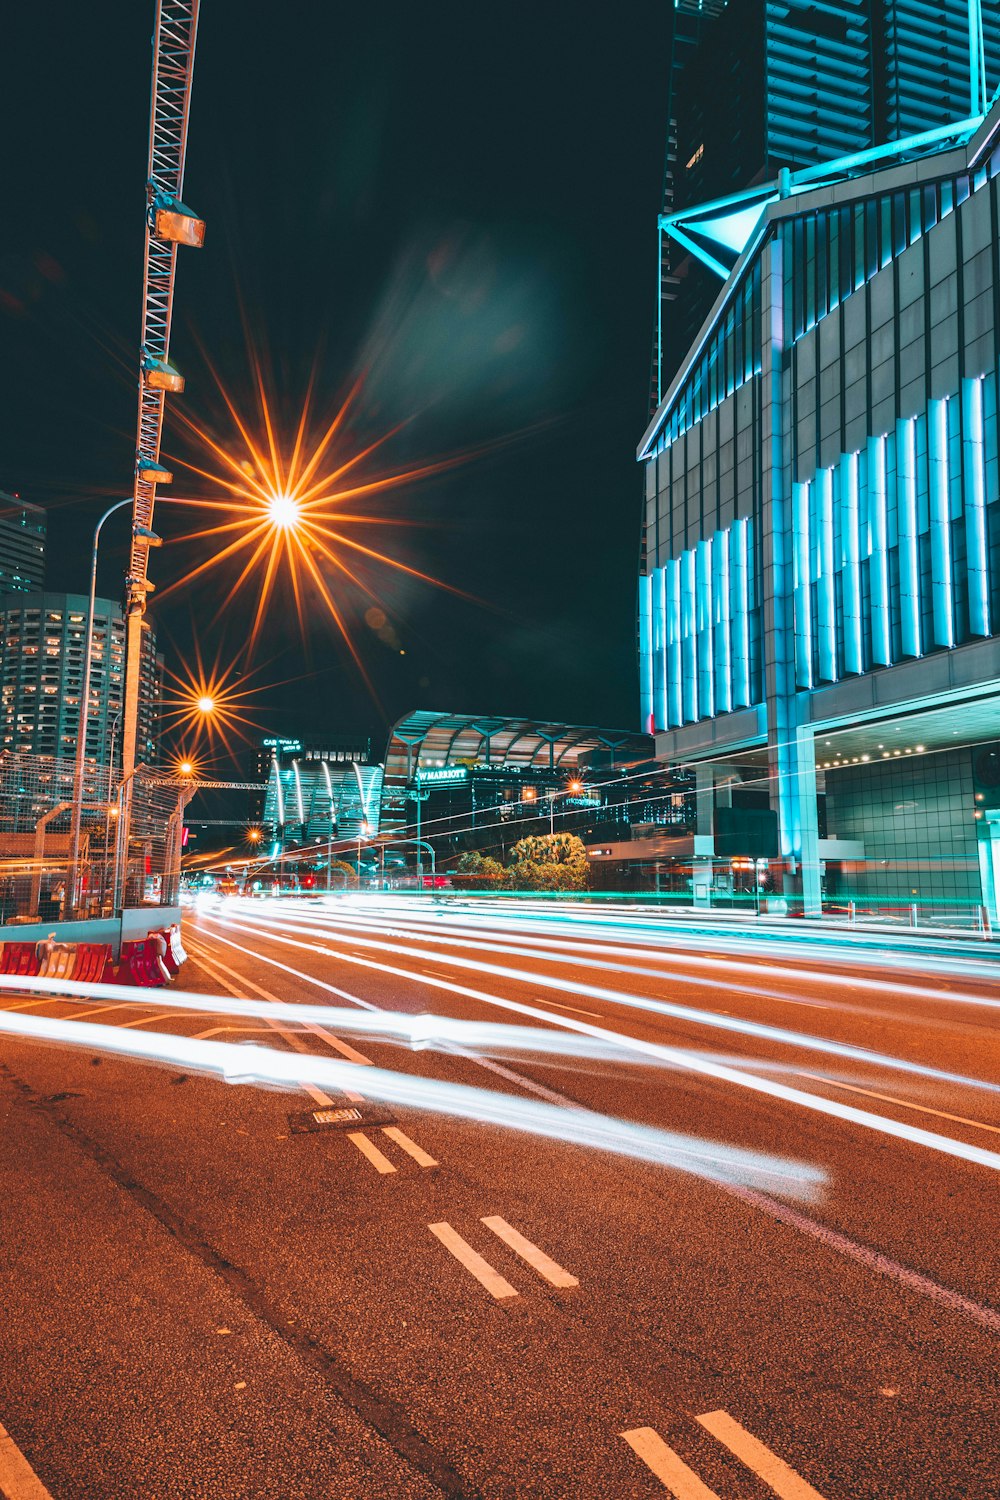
[824,749,981,908]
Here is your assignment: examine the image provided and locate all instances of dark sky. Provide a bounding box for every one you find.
[2,2,672,767]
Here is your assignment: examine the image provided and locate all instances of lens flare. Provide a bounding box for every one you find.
[154,346,498,685]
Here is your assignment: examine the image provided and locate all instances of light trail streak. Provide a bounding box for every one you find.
[215,892,1000,990]
[202,911,1000,1096]
[0,1008,820,1196]
[190,922,1000,1175]
[232,900,1000,1020]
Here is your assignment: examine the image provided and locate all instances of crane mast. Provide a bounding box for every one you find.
[121,0,204,782]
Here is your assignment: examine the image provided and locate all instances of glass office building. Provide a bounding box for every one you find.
[654,1,1000,400]
[0,493,46,597]
[639,101,1000,920]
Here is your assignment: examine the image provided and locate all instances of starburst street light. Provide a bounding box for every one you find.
[156,354,495,672]
[161,647,268,762]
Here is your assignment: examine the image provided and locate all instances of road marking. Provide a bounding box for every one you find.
[428,1221,518,1298]
[696,1410,827,1500]
[0,1420,55,1500]
[347,1131,397,1174]
[798,1071,1000,1137]
[382,1126,437,1167]
[533,997,603,1018]
[481,1215,578,1288]
[620,1427,720,1498]
[187,939,372,1064]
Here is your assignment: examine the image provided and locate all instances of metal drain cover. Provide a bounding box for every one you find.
[288,1098,397,1134]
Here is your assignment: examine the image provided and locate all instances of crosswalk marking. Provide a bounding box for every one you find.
[696,1411,828,1500]
[619,1428,721,1499]
[382,1126,437,1167]
[346,1131,397,1174]
[481,1215,578,1288]
[428,1221,518,1298]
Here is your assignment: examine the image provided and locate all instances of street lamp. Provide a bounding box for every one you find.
[67,501,162,917]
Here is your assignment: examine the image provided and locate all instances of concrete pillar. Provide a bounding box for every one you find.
[695,762,715,837]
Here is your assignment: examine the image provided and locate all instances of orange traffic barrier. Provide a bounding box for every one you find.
[0,943,41,977]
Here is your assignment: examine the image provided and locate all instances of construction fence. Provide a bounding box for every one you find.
[0,751,186,923]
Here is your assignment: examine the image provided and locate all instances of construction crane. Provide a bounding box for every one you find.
[121,0,205,782]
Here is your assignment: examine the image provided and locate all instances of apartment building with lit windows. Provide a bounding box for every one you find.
[0,592,162,771]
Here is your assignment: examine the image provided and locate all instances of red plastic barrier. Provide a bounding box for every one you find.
[0,943,41,977]
[115,936,170,987]
[74,943,114,984]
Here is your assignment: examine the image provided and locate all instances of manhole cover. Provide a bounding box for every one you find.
[288,1098,397,1134]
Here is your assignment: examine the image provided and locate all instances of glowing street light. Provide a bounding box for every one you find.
[196,695,215,715]
[266,493,302,531]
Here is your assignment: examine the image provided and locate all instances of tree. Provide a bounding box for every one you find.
[508,833,589,891]
[453,851,509,889]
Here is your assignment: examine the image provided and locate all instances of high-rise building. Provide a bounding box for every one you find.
[0,493,46,596]
[0,592,162,770]
[638,97,1000,921]
[654,1,1000,398]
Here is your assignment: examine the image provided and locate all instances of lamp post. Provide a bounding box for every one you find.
[67,500,162,918]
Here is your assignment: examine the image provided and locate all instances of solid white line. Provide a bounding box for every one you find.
[696,1410,827,1500]
[187,939,372,1066]
[347,1131,397,1174]
[798,1072,1000,1137]
[619,1427,720,1498]
[187,943,336,1107]
[0,1420,55,1500]
[428,1221,518,1298]
[381,1126,437,1167]
[481,1215,578,1287]
[533,997,603,1018]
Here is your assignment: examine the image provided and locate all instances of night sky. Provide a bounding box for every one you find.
[2,3,672,765]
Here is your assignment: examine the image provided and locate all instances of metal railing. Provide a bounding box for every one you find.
[0,751,185,923]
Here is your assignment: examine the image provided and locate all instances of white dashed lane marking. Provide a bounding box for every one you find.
[480,1215,578,1288]
[0,1419,56,1500]
[622,1410,828,1499]
[428,1222,518,1299]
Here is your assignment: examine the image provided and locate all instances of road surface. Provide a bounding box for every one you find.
[0,894,998,1498]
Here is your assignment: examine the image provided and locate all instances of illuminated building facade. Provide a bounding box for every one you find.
[655,0,1000,398]
[639,101,1000,920]
[257,736,381,845]
[0,493,46,596]
[380,712,657,863]
[0,592,161,769]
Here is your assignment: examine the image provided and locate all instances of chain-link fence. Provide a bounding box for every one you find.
[0,751,185,923]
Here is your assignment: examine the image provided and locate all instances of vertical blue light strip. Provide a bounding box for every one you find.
[868,434,891,666]
[652,566,667,733]
[713,527,733,714]
[841,451,863,674]
[696,538,714,719]
[792,480,813,688]
[897,417,921,658]
[928,396,955,649]
[681,547,698,723]
[638,572,653,730]
[869,435,893,669]
[962,375,991,636]
[666,558,682,727]
[816,467,837,682]
[731,517,751,707]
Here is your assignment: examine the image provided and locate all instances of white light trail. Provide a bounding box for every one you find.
[202,911,1000,1097]
[188,921,1000,1176]
[0,1008,820,1195]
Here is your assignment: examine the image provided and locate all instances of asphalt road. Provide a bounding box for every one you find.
[1,893,999,1499]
